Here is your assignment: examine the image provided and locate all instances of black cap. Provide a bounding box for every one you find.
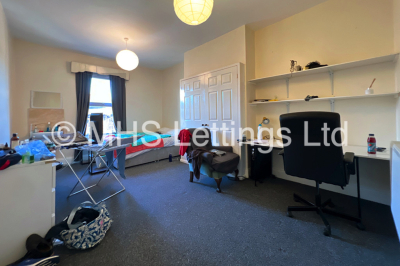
[369,134,374,136]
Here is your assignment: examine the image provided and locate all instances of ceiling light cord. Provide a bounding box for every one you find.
[116,37,139,71]
[124,38,129,50]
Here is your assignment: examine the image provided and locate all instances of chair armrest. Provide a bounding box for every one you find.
[211,146,233,153]
[202,152,214,165]
[344,152,355,175]
[344,152,354,164]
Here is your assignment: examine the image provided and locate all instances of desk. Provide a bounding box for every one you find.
[240,140,389,229]
[241,140,390,160]
[343,145,390,161]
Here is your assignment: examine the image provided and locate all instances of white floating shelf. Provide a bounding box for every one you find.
[249,92,400,106]
[249,54,399,84]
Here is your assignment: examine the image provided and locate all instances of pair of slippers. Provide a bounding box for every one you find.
[8,234,60,266]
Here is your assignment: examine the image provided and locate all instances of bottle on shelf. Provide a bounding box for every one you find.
[10,133,20,149]
[46,122,51,132]
[367,134,376,154]
[34,125,38,133]
[257,124,263,141]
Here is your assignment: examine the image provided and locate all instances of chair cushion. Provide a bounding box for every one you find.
[211,152,240,174]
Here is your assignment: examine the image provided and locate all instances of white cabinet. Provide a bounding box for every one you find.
[0,161,56,266]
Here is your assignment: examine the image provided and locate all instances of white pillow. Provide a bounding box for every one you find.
[157,127,171,134]
[165,129,178,136]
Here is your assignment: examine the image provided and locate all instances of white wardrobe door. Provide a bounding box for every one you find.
[204,66,239,152]
[180,75,206,129]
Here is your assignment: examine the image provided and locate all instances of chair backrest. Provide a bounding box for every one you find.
[279,112,348,186]
[186,128,213,154]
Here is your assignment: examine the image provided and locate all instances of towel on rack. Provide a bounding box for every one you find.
[178,129,192,156]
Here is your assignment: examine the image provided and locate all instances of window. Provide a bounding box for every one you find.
[85,76,116,136]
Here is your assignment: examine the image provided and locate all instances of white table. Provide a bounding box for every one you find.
[343,145,390,161]
[241,140,390,160]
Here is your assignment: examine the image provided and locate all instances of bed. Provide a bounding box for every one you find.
[105,128,180,169]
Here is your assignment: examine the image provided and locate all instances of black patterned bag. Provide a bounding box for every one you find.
[59,202,112,250]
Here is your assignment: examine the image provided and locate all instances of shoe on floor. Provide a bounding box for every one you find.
[8,234,55,266]
[14,255,60,266]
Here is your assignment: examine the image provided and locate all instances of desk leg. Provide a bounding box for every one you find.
[356,157,366,231]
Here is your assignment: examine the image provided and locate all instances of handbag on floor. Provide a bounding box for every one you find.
[59,201,113,250]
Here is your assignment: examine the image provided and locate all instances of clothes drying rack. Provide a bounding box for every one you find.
[57,142,129,205]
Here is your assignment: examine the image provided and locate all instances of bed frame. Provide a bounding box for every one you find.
[113,145,180,169]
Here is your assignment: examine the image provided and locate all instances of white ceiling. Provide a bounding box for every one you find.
[1,0,327,70]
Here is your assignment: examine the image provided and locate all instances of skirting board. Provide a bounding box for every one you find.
[57,156,76,165]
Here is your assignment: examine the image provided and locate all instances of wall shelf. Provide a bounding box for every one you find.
[248,54,399,84]
[249,92,400,108]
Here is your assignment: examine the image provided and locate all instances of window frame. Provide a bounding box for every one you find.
[86,74,116,135]
[89,74,112,106]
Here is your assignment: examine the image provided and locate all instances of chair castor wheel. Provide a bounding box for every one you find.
[287,211,293,218]
[323,226,331,237]
[327,202,336,208]
[356,222,366,231]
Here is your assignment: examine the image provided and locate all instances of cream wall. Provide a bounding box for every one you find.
[0,2,10,144]
[184,26,246,78]
[251,0,396,205]
[10,39,164,141]
[395,0,400,140]
[162,62,184,129]
[245,26,257,137]
[255,0,394,78]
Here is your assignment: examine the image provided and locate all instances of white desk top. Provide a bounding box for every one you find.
[240,140,284,148]
[343,145,390,161]
[241,140,390,161]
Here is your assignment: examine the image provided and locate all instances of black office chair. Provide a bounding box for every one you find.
[279,112,364,236]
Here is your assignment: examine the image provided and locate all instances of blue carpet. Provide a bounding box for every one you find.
[54,159,400,266]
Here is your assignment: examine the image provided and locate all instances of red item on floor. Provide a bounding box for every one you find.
[178,129,192,156]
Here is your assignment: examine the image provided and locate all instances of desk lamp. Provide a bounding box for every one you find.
[257,117,270,140]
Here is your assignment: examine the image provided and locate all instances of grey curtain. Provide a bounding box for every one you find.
[75,71,93,161]
[110,75,127,131]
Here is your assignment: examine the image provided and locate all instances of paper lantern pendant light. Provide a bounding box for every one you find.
[116,38,139,71]
[174,0,214,26]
